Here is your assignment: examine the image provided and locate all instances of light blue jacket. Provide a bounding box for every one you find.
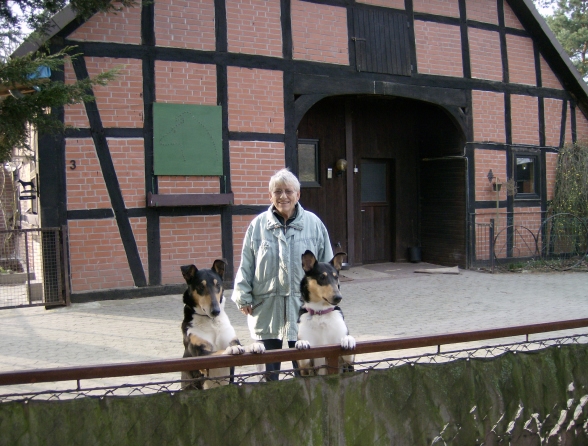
[232,204,333,341]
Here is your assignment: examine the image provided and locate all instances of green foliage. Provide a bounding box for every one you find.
[0,47,119,161]
[0,0,137,162]
[543,0,588,79]
[549,141,588,218]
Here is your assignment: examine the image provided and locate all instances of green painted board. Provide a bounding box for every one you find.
[153,103,223,176]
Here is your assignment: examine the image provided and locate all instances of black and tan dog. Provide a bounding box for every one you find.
[181,259,264,389]
[295,250,355,376]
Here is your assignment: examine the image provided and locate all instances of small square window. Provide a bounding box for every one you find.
[515,154,540,199]
[298,139,320,187]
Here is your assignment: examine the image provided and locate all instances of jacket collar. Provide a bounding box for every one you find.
[266,203,304,231]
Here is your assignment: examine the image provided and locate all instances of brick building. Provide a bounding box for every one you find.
[16,0,588,299]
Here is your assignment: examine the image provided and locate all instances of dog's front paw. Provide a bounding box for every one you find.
[224,345,245,355]
[296,340,311,350]
[341,335,356,350]
[244,342,265,354]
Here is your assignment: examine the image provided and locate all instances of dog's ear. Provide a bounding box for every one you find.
[330,252,347,271]
[301,250,317,272]
[181,265,198,283]
[212,259,228,279]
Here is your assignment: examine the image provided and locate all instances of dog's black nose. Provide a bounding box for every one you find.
[211,309,220,317]
[333,296,342,304]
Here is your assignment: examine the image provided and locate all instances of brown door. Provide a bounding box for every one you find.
[360,159,394,263]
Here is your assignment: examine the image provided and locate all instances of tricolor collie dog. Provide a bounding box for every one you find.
[295,250,355,376]
[181,259,264,390]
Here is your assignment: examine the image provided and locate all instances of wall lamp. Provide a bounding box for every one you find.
[335,159,347,177]
[487,169,502,191]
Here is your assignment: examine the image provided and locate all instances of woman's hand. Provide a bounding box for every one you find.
[240,305,252,315]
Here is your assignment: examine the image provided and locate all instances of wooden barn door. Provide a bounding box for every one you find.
[360,159,395,263]
[420,158,467,267]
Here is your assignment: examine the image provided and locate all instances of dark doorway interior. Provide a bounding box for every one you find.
[297,95,465,266]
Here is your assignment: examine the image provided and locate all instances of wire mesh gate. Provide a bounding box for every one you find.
[0,227,69,309]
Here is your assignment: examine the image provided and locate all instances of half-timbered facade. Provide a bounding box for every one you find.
[18,0,588,299]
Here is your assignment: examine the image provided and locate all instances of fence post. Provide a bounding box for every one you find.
[489,219,495,273]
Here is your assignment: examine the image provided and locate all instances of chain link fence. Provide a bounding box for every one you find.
[2,333,587,404]
[0,227,68,309]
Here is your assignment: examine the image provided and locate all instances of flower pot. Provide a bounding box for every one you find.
[493,183,502,191]
[408,246,421,263]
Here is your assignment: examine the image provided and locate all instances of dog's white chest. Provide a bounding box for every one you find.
[187,313,236,351]
[299,311,348,346]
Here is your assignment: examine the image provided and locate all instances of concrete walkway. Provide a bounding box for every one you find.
[1,263,587,393]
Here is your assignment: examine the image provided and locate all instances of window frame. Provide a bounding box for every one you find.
[513,151,541,200]
[297,138,320,188]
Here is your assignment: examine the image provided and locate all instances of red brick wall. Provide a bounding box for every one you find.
[291,0,349,65]
[109,139,145,209]
[475,149,507,202]
[546,152,558,201]
[157,177,220,194]
[63,59,89,128]
[232,215,255,275]
[155,62,217,104]
[154,0,215,50]
[507,209,541,258]
[511,94,539,145]
[469,28,502,81]
[355,0,404,8]
[544,97,563,147]
[229,140,285,205]
[227,0,282,57]
[159,215,222,284]
[414,21,463,77]
[88,57,144,127]
[576,110,588,143]
[472,90,506,142]
[467,0,498,24]
[413,0,459,17]
[68,219,135,292]
[503,1,524,30]
[66,138,111,210]
[227,67,284,133]
[68,3,141,44]
[512,208,542,258]
[540,56,562,89]
[507,35,536,86]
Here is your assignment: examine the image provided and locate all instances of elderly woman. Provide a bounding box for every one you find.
[232,168,333,380]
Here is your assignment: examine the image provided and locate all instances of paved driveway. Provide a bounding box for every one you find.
[1,263,587,392]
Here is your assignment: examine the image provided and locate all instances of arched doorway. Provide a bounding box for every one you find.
[297,95,466,266]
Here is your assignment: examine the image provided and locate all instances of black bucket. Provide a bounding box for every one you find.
[408,246,421,263]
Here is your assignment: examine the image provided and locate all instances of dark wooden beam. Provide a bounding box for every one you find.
[147,192,234,207]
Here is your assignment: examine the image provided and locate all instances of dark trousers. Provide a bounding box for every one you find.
[261,339,300,381]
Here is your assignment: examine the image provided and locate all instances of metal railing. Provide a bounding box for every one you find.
[468,212,588,272]
[1,317,587,398]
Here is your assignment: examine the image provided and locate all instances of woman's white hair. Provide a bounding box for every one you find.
[268,168,301,193]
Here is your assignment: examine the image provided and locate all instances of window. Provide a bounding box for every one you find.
[514,153,540,199]
[297,139,320,187]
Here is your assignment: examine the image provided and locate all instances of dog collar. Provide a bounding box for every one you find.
[306,307,335,316]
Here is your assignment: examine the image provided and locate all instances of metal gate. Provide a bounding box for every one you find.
[0,227,69,309]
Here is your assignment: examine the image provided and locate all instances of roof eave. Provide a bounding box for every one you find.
[12,4,77,57]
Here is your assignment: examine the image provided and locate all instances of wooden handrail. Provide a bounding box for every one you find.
[1,318,587,386]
